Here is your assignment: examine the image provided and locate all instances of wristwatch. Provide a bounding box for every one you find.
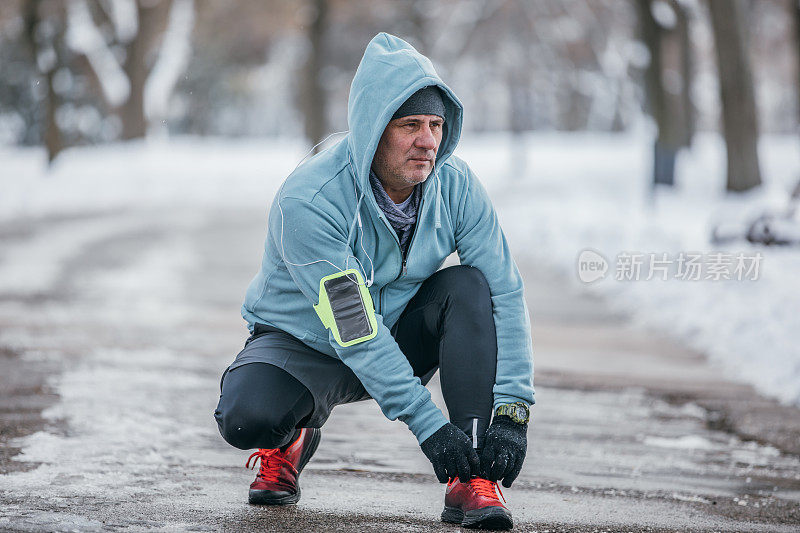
[494,402,530,425]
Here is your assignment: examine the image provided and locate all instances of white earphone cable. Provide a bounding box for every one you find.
[277,131,375,287]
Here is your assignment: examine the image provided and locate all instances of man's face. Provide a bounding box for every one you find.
[371,114,444,190]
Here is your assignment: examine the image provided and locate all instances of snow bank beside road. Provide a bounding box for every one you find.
[0,138,303,221]
[463,132,800,405]
[2,132,799,404]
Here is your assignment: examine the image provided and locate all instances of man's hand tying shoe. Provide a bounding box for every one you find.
[480,415,527,487]
[421,423,480,483]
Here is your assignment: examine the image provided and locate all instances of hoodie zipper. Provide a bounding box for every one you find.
[376,194,425,315]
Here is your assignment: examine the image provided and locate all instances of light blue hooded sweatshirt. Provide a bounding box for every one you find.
[242,33,534,445]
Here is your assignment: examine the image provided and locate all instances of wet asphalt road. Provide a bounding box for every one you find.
[0,207,798,532]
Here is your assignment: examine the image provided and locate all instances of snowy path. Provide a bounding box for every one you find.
[0,207,798,532]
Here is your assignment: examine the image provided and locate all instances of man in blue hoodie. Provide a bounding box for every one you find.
[214,33,534,530]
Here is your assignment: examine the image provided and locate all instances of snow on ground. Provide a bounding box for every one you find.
[2,130,799,405]
[461,130,800,406]
[0,212,240,517]
[0,137,301,220]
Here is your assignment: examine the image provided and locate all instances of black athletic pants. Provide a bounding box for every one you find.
[215,265,497,450]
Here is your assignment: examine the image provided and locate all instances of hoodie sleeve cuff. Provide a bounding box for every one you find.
[493,394,534,413]
[403,398,450,445]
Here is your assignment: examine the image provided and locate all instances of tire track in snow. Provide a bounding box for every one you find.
[0,211,158,298]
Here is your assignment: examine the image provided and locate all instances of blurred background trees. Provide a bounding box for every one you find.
[0,0,797,192]
[1,0,195,161]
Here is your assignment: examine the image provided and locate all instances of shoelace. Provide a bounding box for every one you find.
[468,477,506,503]
[246,449,298,485]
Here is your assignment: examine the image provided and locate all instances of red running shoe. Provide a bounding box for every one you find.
[245,427,321,505]
[441,477,513,530]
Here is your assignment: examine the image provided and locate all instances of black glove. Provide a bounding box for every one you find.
[480,415,527,487]
[420,422,480,483]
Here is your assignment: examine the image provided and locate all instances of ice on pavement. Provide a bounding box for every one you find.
[643,435,718,450]
[1,222,232,502]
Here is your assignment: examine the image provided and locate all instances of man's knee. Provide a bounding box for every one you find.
[215,402,295,450]
[436,265,490,304]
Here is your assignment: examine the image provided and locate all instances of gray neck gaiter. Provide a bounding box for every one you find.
[369,169,422,255]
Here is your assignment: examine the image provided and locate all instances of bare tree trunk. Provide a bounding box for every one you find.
[406,0,431,53]
[708,0,762,192]
[635,0,671,186]
[301,0,329,152]
[120,0,171,140]
[43,53,63,163]
[669,0,695,147]
[793,0,800,128]
[787,0,800,200]
[24,0,65,163]
[508,72,531,178]
[635,0,693,187]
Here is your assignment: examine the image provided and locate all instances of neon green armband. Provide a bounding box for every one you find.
[313,269,377,347]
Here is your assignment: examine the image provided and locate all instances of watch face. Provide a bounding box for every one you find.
[515,406,526,420]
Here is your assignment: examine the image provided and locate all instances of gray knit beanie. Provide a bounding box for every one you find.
[392,86,446,121]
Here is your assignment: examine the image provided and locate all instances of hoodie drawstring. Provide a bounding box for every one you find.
[434,169,442,229]
[346,152,375,286]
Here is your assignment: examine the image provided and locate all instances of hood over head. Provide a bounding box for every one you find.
[346,33,463,199]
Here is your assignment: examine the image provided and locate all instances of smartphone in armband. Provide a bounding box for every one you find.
[313,269,377,347]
